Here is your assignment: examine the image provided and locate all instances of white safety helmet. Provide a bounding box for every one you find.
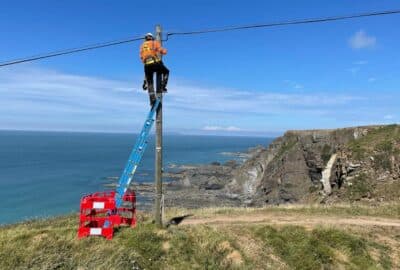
[145,33,154,40]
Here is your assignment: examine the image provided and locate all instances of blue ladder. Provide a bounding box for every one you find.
[114,98,161,208]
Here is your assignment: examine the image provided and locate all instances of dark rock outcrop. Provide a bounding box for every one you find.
[116,125,399,211]
[227,125,400,205]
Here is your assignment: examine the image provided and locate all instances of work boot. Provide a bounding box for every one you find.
[142,80,147,91]
[149,94,156,107]
[161,81,168,93]
[148,83,154,93]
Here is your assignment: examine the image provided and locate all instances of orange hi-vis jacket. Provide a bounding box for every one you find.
[140,40,167,64]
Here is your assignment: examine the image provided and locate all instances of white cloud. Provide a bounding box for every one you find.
[0,67,146,132]
[368,77,377,83]
[166,85,361,115]
[0,67,367,134]
[353,60,368,65]
[202,126,242,132]
[347,67,360,74]
[349,30,376,49]
[284,80,304,90]
[384,114,395,120]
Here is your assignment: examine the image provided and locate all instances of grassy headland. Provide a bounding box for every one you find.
[1,204,399,270]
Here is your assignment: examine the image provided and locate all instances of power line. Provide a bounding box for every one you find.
[1,9,400,68]
[0,36,144,68]
[166,9,400,37]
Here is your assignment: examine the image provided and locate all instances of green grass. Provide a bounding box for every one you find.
[1,205,398,270]
[347,125,400,160]
[341,124,400,203]
[120,223,165,269]
[254,226,333,269]
[373,153,393,171]
[345,173,374,202]
[376,140,394,153]
[274,138,298,161]
[0,214,247,270]
[254,226,391,270]
[165,226,248,269]
[321,144,333,165]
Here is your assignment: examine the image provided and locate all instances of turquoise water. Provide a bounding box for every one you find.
[0,130,271,224]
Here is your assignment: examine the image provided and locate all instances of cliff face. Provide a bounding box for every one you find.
[227,125,400,205]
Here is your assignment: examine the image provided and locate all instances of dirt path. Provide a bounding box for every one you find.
[181,213,400,228]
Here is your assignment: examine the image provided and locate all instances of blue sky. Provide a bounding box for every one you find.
[1,0,399,136]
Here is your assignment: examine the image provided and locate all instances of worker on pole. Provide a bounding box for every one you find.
[140,33,169,105]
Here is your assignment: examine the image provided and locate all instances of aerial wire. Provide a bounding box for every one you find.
[0,9,400,67]
[0,36,144,67]
[166,9,400,37]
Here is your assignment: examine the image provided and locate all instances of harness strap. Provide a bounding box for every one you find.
[144,57,160,65]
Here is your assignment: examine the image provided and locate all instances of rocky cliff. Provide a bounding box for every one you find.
[227,124,400,205]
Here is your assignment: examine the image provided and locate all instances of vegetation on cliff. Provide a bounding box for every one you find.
[228,124,400,205]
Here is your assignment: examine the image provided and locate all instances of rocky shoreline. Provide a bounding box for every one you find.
[103,125,400,211]
[104,146,266,211]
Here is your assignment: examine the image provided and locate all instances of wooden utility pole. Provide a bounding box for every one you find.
[154,24,163,227]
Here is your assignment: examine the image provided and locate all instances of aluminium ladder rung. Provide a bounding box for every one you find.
[114,98,161,207]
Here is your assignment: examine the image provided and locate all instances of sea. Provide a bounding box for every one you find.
[0,130,272,225]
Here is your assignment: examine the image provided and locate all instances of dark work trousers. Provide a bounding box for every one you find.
[144,61,169,96]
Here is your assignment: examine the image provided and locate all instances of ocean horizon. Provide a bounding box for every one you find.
[0,128,276,138]
[0,130,273,224]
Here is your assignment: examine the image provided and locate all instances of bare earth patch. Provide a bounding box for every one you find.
[181,212,400,228]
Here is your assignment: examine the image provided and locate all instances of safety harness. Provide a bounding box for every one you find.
[143,41,161,65]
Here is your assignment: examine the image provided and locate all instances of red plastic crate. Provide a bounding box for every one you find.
[77,190,136,239]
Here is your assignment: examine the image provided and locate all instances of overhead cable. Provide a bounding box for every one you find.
[0,36,144,67]
[1,9,400,67]
[166,9,400,37]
